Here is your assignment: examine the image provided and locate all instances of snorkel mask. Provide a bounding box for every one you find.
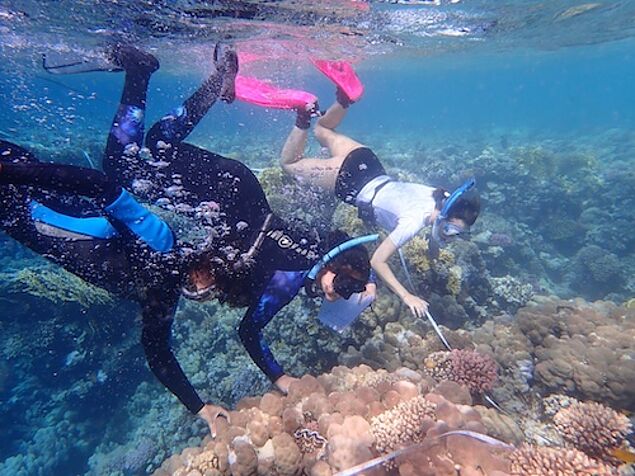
[431,178,476,247]
[181,252,223,303]
[305,234,379,333]
[304,234,378,298]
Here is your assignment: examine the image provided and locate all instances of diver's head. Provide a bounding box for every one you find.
[306,230,372,301]
[431,178,480,246]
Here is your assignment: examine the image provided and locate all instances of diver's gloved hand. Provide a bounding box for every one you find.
[274,374,299,395]
[402,292,429,318]
[104,188,174,252]
[197,403,231,438]
[295,101,321,130]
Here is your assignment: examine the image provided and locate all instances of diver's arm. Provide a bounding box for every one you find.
[370,236,429,318]
[140,291,205,414]
[237,271,304,385]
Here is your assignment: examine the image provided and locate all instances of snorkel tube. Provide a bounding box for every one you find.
[431,177,476,247]
[304,233,379,297]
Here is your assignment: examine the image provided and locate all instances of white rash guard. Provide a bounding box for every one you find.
[356,175,436,248]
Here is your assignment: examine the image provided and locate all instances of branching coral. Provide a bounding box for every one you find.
[509,445,618,476]
[424,349,498,394]
[553,401,632,462]
[370,395,436,454]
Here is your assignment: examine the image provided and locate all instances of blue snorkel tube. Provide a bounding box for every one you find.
[305,233,379,297]
[440,177,476,220]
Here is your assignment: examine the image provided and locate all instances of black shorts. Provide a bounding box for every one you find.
[334,147,386,205]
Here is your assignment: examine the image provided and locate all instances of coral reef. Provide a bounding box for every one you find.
[569,245,625,300]
[424,349,498,394]
[0,265,114,308]
[489,275,534,312]
[152,366,513,476]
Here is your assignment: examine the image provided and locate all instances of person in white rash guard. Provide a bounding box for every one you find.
[279,77,480,319]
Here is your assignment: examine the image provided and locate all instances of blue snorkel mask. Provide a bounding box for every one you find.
[305,234,379,332]
[431,178,476,248]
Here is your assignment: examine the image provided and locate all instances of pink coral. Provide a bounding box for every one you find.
[450,349,498,393]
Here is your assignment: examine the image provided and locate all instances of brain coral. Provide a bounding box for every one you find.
[553,400,632,461]
[510,445,618,476]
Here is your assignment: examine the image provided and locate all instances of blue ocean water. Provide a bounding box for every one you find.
[1,1,634,475]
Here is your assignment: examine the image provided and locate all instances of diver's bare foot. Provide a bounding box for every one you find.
[214,44,238,103]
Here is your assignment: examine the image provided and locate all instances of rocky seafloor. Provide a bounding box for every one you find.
[1,128,634,475]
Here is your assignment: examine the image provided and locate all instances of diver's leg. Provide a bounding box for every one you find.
[103,46,159,186]
[280,102,363,191]
[314,101,364,158]
[145,45,238,148]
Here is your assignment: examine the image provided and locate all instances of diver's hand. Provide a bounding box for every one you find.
[402,293,429,318]
[197,403,230,438]
[359,283,377,304]
[274,374,299,395]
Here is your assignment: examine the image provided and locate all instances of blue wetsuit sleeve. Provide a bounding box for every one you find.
[369,269,377,284]
[140,290,205,414]
[238,271,306,382]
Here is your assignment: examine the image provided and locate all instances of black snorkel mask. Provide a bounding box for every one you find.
[305,234,379,334]
[304,234,379,298]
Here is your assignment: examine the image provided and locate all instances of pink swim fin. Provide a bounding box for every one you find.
[235,75,317,110]
[311,59,364,102]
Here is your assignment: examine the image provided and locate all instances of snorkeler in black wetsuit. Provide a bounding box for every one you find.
[101,46,376,394]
